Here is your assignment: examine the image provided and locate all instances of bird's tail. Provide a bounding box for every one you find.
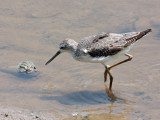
[125,29,152,44]
[124,29,151,47]
[135,29,152,41]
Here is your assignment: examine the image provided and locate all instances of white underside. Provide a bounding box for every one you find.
[76,45,133,66]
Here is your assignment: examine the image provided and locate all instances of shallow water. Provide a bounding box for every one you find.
[0,0,160,119]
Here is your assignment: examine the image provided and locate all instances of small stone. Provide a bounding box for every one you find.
[18,61,36,73]
[30,113,34,116]
[4,114,8,117]
[18,111,22,113]
[72,112,79,116]
[43,84,54,90]
[84,115,89,119]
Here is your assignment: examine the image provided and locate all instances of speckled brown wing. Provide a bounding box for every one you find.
[77,32,110,49]
[87,33,124,57]
[85,29,151,58]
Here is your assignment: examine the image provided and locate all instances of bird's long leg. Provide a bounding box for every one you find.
[104,53,132,93]
[104,66,113,92]
[108,53,133,69]
[104,53,132,92]
[104,67,108,83]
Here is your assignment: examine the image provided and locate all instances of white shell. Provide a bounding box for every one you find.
[18,61,36,73]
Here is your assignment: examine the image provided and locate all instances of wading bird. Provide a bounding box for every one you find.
[45,29,151,93]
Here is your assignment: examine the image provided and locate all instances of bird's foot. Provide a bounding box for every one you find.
[104,84,117,101]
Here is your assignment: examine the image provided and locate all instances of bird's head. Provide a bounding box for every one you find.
[45,39,78,65]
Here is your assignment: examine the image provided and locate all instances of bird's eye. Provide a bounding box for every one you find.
[60,46,64,49]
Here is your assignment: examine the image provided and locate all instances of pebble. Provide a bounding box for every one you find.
[71,112,79,116]
[18,61,36,73]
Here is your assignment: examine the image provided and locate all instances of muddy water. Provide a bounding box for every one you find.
[0,0,160,119]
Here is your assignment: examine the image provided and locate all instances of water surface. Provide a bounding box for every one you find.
[0,0,160,119]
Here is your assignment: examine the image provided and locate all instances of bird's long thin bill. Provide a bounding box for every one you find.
[45,51,61,65]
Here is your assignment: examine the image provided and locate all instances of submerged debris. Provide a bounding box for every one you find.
[71,112,79,117]
[18,61,36,73]
[43,84,54,91]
